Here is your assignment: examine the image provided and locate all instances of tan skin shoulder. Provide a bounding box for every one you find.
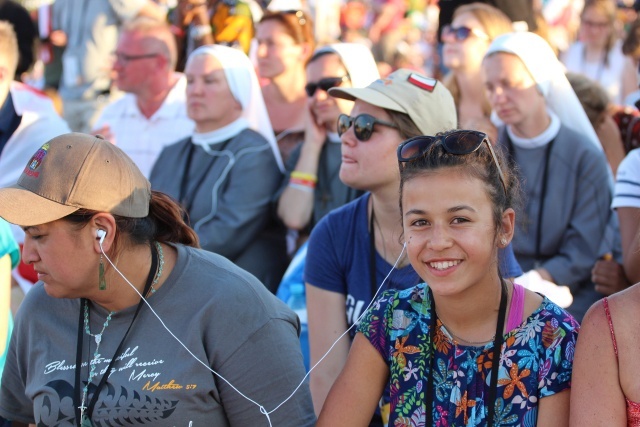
[604,284,640,402]
[522,287,544,320]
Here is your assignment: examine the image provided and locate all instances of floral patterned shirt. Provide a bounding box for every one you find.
[357,283,579,427]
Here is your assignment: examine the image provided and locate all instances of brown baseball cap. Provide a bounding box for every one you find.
[329,68,457,135]
[0,133,151,226]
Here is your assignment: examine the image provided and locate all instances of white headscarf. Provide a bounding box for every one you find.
[187,45,284,171]
[485,32,602,152]
[313,43,380,90]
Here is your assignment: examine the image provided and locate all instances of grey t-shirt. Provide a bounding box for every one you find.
[0,244,315,426]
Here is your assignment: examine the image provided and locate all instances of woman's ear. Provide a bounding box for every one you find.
[499,208,516,247]
[91,213,117,254]
[299,42,312,62]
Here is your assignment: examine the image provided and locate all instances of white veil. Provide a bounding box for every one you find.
[187,45,284,171]
[313,43,380,89]
[485,31,602,152]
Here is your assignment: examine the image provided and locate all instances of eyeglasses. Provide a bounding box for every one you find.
[582,19,610,29]
[337,113,399,142]
[442,25,489,42]
[282,9,307,26]
[397,130,507,195]
[113,52,160,65]
[305,76,350,97]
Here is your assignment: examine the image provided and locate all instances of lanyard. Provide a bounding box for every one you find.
[73,244,158,425]
[425,283,507,425]
[369,198,380,299]
[506,135,556,262]
[178,138,233,224]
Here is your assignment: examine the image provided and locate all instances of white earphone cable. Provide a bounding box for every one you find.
[98,239,408,425]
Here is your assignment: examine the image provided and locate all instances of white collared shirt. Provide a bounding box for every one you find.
[93,73,195,178]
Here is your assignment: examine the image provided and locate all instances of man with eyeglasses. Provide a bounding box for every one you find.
[51,0,167,133]
[92,18,194,178]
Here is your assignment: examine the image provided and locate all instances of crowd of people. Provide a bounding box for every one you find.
[1,0,640,425]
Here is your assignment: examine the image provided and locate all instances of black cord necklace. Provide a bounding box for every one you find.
[73,244,158,426]
[424,283,507,426]
[506,135,555,264]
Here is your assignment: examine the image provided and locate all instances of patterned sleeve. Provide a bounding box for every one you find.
[356,289,397,362]
[537,302,580,397]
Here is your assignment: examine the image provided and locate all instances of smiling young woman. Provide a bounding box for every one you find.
[317,130,579,426]
[304,70,524,425]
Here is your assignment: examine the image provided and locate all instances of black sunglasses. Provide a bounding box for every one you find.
[305,76,350,97]
[442,25,489,42]
[397,130,507,195]
[337,113,399,142]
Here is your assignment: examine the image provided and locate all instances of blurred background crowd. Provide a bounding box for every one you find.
[3,0,640,378]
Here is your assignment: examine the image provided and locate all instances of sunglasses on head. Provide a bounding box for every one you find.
[305,76,350,97]
[397,130,507,195]
[337,113,399,142]
[442,25,489,42]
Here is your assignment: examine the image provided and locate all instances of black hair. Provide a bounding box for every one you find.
[63,191,200,254]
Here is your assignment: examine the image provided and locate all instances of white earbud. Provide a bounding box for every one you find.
[97,229,106,244]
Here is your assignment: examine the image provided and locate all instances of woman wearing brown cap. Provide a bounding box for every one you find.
[0,133,315,426]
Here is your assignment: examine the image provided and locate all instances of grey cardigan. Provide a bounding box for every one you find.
[150,129,288,290]
[498,124,613,320]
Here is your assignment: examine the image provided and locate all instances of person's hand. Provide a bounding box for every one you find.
[176,0,208,26]
[91,125,116,145]
[592,258,631,296]
[49,30,67,47]
[304,103,328,151]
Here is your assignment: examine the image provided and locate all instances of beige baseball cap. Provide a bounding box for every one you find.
[0,133,151,226]
[329,68,457,135]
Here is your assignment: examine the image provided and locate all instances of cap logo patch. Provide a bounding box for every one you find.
[374,78,394,86]
[24,142,49,178]
[407,73,437,92]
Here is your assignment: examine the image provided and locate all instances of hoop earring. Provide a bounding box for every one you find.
[99,254,107,290]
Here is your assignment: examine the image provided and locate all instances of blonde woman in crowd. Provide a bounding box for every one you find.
[562,0,637,104]
[256,9,315,164]
[442,2,513,141]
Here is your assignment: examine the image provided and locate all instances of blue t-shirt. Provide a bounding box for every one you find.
[305,193,523,329]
